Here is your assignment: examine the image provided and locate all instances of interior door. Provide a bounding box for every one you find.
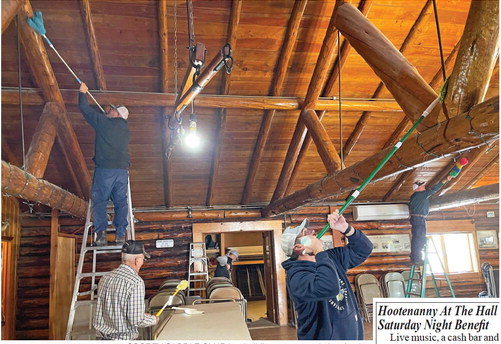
[262,231,278,323]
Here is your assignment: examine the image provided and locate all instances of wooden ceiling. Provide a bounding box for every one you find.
[1,0,499,216]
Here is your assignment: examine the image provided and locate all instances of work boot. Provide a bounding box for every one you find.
[115,236,126,246]
[93,231,107,246]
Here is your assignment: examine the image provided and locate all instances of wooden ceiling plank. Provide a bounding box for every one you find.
[334,1,439,130]
[262,96,499,217]
[430,183,499,212]
[158,0,172,207]
[2,87,403,112]
[206,0,242,206]
[80,0,107,90]
[286,0,373,195]
[18,0,91,196]
[269,1,343,205]
[382,170,413,202]
[444,0,499,118]
[343,0,433,159]
[2,0,21,34]
[25,102,64,178]
[240,0,308,205]
[438,145,491,196]
[1,160,87,218]
[461,153,499,190]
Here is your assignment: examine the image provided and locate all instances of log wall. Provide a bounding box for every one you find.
[15,204,499,339]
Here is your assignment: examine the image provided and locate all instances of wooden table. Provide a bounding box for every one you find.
[153,302,251,340]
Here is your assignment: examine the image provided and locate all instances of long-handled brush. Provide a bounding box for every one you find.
[26,11,105,113]
[155,280,189,317]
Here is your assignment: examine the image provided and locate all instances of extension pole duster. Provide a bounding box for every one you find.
[155,280,189,317]
[26,11,105,113]
[316,97,441,239]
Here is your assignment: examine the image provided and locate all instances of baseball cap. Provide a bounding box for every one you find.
[216,255,228,266]
[110,104,129,120]
[122,240,150,259]
[413,180,425,191]
[281,218,309,257]
[227,250,239,260]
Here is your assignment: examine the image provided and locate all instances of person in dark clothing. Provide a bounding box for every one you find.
[79,82,131,246]
[214,250,238,279]
[281,210,373,340]
[409,176,451,264]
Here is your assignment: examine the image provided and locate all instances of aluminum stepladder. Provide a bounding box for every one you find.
[405,236,455,298]
[187,242,209,298]
[65,177,135,340]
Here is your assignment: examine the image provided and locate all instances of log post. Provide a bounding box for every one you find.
[2,0,21,33]
[262,96,499,217]
[25,102,63,178]
[241,0,308,204]
[333,1,439,130]
[443,0,499,118]
[2,161,88,218]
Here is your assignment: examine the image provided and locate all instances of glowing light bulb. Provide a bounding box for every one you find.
[185,113,200,148]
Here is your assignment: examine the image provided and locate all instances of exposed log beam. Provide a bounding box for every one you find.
[438,145,491,195]
[80,0,107,90]
[383,170,413,202]
[207,0,242,206]
[343,0,433,159]
[461,154,499,190]
[262,96,499,217]
[1,161,88,218]
[301,109,342,174]
[18,0,91,196]
[286,0,373,195]
[158,0,172,207]
[2,87,403,112]
[240,0,308,205]
[333,1,439,130]
[269,3,343,204]
[2,0,21,34]
[429,183,499,212]
[443,0,499,118]
[25,102,63,178]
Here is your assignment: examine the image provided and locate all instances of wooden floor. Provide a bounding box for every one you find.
[249,321,373,340]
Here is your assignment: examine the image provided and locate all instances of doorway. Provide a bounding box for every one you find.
[192,220,287,326]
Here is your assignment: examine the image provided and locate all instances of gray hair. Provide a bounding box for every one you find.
[122,252,142,263]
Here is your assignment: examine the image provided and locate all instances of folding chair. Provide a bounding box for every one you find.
[355,273,382,321]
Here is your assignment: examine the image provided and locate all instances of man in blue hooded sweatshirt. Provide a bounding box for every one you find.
[281,210,373,340]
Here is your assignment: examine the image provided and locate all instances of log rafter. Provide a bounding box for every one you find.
[1,0,21,34]
[80,0,107,90]
[286,0,373,195]
[18,0,91,196]
[206,0,242,206]
[240,0,308,204]
[269,1,344,205]
[262,96,499,217]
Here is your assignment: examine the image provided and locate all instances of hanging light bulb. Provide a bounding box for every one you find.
[185,112,200,148]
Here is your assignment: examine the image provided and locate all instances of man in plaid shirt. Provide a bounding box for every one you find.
[94,240,158,340]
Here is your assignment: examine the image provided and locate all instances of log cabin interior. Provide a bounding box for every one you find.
[1,0,499,340]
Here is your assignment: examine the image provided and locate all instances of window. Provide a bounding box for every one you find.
[428,233,479,274]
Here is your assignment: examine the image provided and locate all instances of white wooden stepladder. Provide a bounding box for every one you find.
[65,177,135,340]
[188,242,209,297]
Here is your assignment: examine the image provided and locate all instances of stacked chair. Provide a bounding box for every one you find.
[148,279,186,314]
[401,270,422,298]
[380,272,406,298]
[192,277,247,320]
[355,273,382,322]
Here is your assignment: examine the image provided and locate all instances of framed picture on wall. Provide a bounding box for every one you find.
[476,230,499,249]
[367,234,411,253]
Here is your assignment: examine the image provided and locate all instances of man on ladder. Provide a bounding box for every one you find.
[79,82,130,246]
[409,175,451,264]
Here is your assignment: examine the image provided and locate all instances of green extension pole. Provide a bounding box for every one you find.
[316,96,441,239]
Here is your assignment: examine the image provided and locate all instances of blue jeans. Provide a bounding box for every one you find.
[91,167,129,237]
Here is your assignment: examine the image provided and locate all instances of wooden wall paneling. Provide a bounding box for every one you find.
[1,196,20,340]
[192,220,287,325]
